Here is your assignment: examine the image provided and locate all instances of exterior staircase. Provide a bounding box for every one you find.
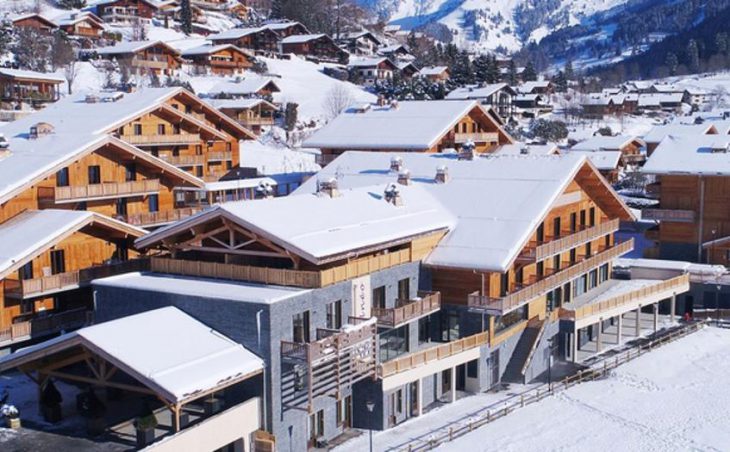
[502,317,547,383]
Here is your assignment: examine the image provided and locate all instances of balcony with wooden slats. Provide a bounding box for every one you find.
[121,133,201,146]
[453,132,499,144]
[468,239,634,315]
[124,206,205,227]
[518,219,620,263]
[207,151,233,162]
[52,179,161,203]
[372,291,441,328]
[0,308,92,347]
[159,154,206,167]
[642,208,695,223]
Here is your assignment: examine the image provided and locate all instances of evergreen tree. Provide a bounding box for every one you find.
[507,60,518,85]
[564,58,574,81]
[180,0,193,35]
[665,52,679,76]
[59,0,87,8]
[552,71,567,93]
[485,56,500,84]
[687,39,700,73]
[522,61,537,81]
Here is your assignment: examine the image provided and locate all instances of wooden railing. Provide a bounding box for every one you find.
[468,239,634,314]
[131,58,169,69]
[372,291,441,328]
[520,219,619,262]
[210,59,249,68]
[642,208,695,223]
[520,317,548,377]
[0,308,90,345]
[621,154,646,164]
[378,331,489,378]
[160,154,206,166]
[122,134,200,146]
[241,117,275,126]
[124,207,205,227]
[208,151,233,161]
[560,274,689,321]
[54,179,160,202]
[148,249,413,289]
[453,132,499,143]
[281,318,376,363]
[253,430,276,452]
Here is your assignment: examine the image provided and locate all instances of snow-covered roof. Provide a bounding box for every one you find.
[637,93,684,106]
[419,66,449,76]
[379,44,409,54]
[203,176,278,191]
[262,21,307,32]
[181,43,249,57]
[445,83,514,100]
[643,123,716,143]
[303,100,506,150]
[614,257,726,277]
[494,143,560,156]
[205,77,281,96]
[519,81,551,93]
[651,84,683,94]
[54,11,104,27]
[571,135,645,152]
[0,68,64,83]
[210,27,266,40]
[281,34,327,44]
[95,40,179,56]
[209,98,276,110]
[0,307,264,404]
[0,88,204,205]
[348,57,394,68]
[642,135,730,175]
[568,150,622,171]
[0,210,145,280]
[292,152,633,272]
[137,184,454,264]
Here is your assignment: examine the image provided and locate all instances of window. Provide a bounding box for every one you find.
[570,212,577,232]
[195,145,203,155]
[536,261,544,279]
[372,286,386,309]
[326,300,342,329]
[500,272,509,296]
[133,123,142,135]
[397,278,410,300]
[536,222,545,242]
[309,409,324,439]
[605,235,611,249]
[395,389,403,414]
[116,243,129,262]
[515,267,524,286]
[116,198,127,217]
[125,163,136,182]
[293,310,310,343]
[148,194,159,213]
[589,207,596,226]
[586,242,592,257]
[569,248,577,265]
[599,263,609,282]
[553,255,560,272]
[553,217,561,237]
[173,124,180,134]
[441,311,460,342]
[88,165,101,184]
[418,316,431,344]
[157,124,166,135]
[380,324,409,361]
[56,168,69,187]
[18,262,33,280]
[467,359,478,378]
[579,209,586,227]
[50,250,65,275]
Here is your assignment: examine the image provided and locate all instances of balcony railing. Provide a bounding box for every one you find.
[642,208,695,223]
[372,291,441,328]
[281,318,376,363]
[519,219,619,263]
[124,207,205,227]
[454,132,499,144]
[559,274,689,321]
[378,331,488,378]
[209,59,249,68]
[208,151,233,161]
[53,179,160,203]
[468,239,634,314]
[131,58,170,69]
[621,154,646,164]
[121,134,200,146]
[240,116,275,126]
[0,308,91,346]
[159,154,206,166]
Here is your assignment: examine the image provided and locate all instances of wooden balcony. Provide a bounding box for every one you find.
[159,154,206,167]
[4,259,150,299]
[559,274,689,326]
[454,132,499,144]
[209,59,250,68]
[240,116,275,127]
[207,151,233,162]
[0,308,91,347]
[131,58,170,70]
[53,179,160,203]
[281,318,376,411]
[149,248,412,289]
[642,208,695,223]
[124,207,205,227]
[518,219,619,263]
[372,291,441,328]
[621,154,646,164]
[378,331,488,379]
[122,134,200,146]
[468,239,635,315]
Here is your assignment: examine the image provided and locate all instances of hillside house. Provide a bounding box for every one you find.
[94,41,182,76]
[378,44,414,62]
[209,27,280,53]
[210,98,277,134]
[348,57,398,86]
[56,12,105,39]
[280,34,349,63]
[513,94,553,117]
[11,13,58,33]
[446,83,517,119]
[643,123,718,156]
[637,93,684,113]
[205,77,282,99]
[96,0,162,25]
[398,62,419,79]
[518,81,553,95]
[336,30,382,56]
[570,135,646,170]
[262,21,310,38]
[181,44,255,75]
[303,100,514,165]
[419,66,450,82]
[0,69,63,106]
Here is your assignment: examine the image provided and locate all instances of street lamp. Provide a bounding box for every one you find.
[366,400,375,452]
[547,336,555,389]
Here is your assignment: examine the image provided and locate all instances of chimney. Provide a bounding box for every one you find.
[458,140,476,160]
[390,156,403,172]
[384,183,402,206]
[318,178,340,198]
[435,165,449,184]
[397,169,411,185]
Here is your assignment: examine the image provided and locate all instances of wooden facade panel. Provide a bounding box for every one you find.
[430,268,483,305]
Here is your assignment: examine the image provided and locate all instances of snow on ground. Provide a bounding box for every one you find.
[240,140,319,175]
[435,326,730,452]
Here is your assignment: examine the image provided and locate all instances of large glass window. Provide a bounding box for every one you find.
[441,311,460,342]
[372,286,386,309]
[418,316,431,344]
[397,278,410,300]
[293,310,310,343]
[494,305,528,333]
[88,165,101,184]
[326,300,342,329]
[56,168,69,187]
[380,324,409,362]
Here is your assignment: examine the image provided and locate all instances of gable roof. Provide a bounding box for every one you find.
[445,83,516,100]
[419,66,449,76]
[0,68,64,83]
[95,40,180,57]
[205,77,282,96]
[292,152,634,272]
[571,135,645,152]
[281,34,328,44]
[12,13,58,28]
[568,150,622,171]
[136,184,454,264]
[209,98,277,111]
[0,210,145,280]
[642,135,730,175]
[348,56,397,70]
[210,27,269,41]
[181,43,252,57]
[643,123,717,143]
[0,307,264,404]
[55,11,104,27]
[303,100,513,150]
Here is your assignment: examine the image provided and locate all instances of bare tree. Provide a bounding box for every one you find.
[63,60,78,94]
[131,18,148,41]
[323,84,354,121]
[14,28,51,72]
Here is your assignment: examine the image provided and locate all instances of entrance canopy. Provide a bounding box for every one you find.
[0,307,263,405]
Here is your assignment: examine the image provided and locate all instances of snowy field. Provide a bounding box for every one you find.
[437,326,730,452]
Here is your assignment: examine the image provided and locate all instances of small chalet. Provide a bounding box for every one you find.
[398,62,419,79]
[419,66,450,82]
[210,98,277,134]
[446,83,517,119]
[96,0,162,25]
[94,41,182,76]
[55,12,105,39]
[636,93,684,113]
[569,135,646,182]
[303,100,514,164]
[11,13,58,33]
[348,57,398,86]
[378,44,414,61]
[181,44,255,75]
[518,81,554,95]
[643,123,718,156]
[336,31,382,56]
[513,94,553,117]
[205,77,282,99]
[262,21,310,38]
[280,34,349,63]
[0,68,63,105]
[210,27,280,53]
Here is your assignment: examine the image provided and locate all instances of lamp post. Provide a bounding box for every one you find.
[366,400,375,452]
[547,336,555,389]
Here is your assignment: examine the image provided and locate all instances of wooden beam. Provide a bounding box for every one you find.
[47,370,157,396]
[183,245,290,259]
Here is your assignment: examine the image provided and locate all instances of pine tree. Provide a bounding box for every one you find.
[507,60,518,85]
[522,62,537,82]
[486,56,500,84]
[564,58,574,81]
[59,0,87,8]
[687,39,700,73]
[665,52,679,76]
[180,0,193,35]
